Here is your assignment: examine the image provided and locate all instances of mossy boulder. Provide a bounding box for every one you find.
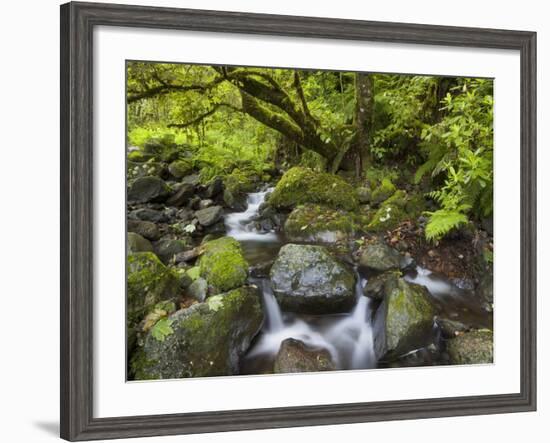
[373,278,436,360]
[446,329,493,365]
[284,204,359,243]
[198,237,249,294]
[168,159,193,178]
[127,252,181,350]
[371,178,396,205]
[268,167,358,211]
[127,149,152,163]
[127,232,154,254]
[128,176,171,203]
[359,240,402,272]
[273,338,335,373]
[270,244,356,314]
[130,286,264,379]
[367,190,408,231]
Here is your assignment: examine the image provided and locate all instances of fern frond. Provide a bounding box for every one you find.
[425,209,468,242]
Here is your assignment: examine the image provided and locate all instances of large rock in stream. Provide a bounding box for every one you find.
[373,277,436,360]
[270,244,356,314]
[274,338,335,373]
[130,286,264,379]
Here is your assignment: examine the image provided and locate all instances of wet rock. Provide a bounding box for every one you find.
[270,244,356,314]
[223,188,247,211]
[273,338,335,373]
[187,277,208,302]
[373,278,436,360]
[176,207,194,223]
[477,269,493,312]
[127,219,160,241]
[198,237,248,293]
[129,208,168,223]
[359,240,401,272]
[128,176,171,203]
[206,176,224,198]
[154,239,189,264]
[195,205,223,227]
[127,232,154,254]
[436,317,470,338]
[363,271,400,301]
[249,260,275,278]
[199,199,214,209]
[446,329,493,364]
[166,183,195,207]
[130,286,264,379]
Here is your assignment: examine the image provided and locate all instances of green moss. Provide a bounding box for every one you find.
[130,286,263,379]
[127,252,180,325]
[284,204,358,242]
[371,177,396,205]
[367,190,424,232]
[198,237,249,293]
[268,167,359,211]
[127,150,152,162]
[168,159,193,178]
[224,168,258,195]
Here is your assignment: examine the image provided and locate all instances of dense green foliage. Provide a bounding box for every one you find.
[127,62,493,241]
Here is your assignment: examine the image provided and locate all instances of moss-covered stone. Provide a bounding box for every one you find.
[446,329,493,365]
[270,244,356,314]
[284,204,357,243]
[168,159,193,178]
[268,167,359,211]
[130,286,264,379]
[373,278,436,360]
[367,190,409,231]
[127,252,181,351]
[198,237,249,294]
[371,178,396,205]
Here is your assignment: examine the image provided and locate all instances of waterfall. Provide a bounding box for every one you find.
[225,189,377,371]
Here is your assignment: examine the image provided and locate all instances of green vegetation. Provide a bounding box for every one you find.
[198,237,249,293]
[127,63,492,241]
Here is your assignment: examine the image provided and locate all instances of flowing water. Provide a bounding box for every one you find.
[224,189,490,373]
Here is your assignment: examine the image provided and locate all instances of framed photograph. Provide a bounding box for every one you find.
[60,1,536,440]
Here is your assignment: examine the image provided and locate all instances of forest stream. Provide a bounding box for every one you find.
[126,63,494,380]
[223,187,491,373]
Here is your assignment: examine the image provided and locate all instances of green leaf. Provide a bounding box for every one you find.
[151,318,174,342]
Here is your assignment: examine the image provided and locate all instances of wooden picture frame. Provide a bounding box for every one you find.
[60,1,537,440]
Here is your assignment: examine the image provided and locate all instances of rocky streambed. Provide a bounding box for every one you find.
[126,166,493,380]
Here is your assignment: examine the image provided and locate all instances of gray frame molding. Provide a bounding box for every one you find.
[60,2,537,441]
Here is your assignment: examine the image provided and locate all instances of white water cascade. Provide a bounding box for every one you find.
[225,189,377,371]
